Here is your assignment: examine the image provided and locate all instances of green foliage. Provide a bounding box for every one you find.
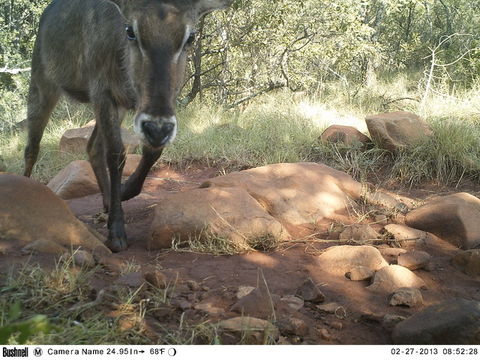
[0,303,51,344]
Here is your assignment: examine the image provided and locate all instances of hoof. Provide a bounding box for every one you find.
[106,237,128,253]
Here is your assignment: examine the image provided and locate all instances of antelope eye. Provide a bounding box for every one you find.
[125,25,136,40]
[186,32,196,45]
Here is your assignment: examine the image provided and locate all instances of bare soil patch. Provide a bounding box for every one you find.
[1,163,479,344]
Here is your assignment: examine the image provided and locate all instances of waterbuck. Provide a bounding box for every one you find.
[23,0,232,252]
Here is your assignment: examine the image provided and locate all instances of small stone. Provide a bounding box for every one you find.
[382,314,406,332]
[317,245,388,276]
[47,160,99,199]
[397,250,431,270]
[117,272,144,288]
[320,125,372,148]
[319,328,332,341]
[390,287,424,307]
[279,295,304,311]
[277,317,309,337]
[277,336,291,345]
[118,314,142,332]
[317,302,347,318]
[171,298,193,311]
[217,317,279,345]
[453,249,480,278]
[339,224,382,242]
[385,224,427,244]
[236,286,256,299]
[375,214,388,225]
[378,247,407,264]
[21,239,68,255]
[194,300,224,315]
[231,284,275,319]
[345,265,375,281]
[186,280,201,291]
[144,270,167,289]
[328,321,343,331]
[97,257,123,274]
[296,278,325,303]
[367,265,427,293]
[72,250,96,268]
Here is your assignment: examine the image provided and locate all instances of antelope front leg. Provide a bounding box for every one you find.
[94,93,127,252]
[121,145,163,201]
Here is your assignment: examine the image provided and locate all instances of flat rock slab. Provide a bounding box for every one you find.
[365,111,433,152]
[47,155,143,200]
[0,174,109,253]
[59,121,140,154]
[320,125,372,148]
[201,162,362,226]
[405,192,480,249]
[147,186,289,250]
[368,265,426,293]
[392,299,480,344]
[317,245,388,276]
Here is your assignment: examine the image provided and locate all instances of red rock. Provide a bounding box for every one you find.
[320,125,372,148]
[317,245,388,276]
[201,162,363,226]
[59,121,140,154]
[0,174,109,252]
[47,160,99,199]
[147,186,288,250]
[368,265,427,293]
[406,192,480,249]
[366,111,433,152]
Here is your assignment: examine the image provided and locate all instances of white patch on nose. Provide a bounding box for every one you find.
[133,113,177,147]
[172,25,191,64]
[134,112,150,140]
[165,115,178,144]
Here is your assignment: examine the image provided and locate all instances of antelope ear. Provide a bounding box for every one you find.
[195,0,233,17]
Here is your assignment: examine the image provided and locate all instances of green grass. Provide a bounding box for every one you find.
[0,256,275,345]
[1,72,480,187]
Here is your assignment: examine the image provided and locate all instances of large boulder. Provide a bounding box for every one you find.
[59,120,141,154]
[365,111,433,152]
[320,125,372,148]
[147,186,289,250]
[405,192,480,249]
[0,174,109,252]
[317,245,388,276]
[201,162,362,226]
[47,155,143,200]
[392,299,480,344]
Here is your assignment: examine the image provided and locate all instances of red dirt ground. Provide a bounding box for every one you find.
[2,164,480,344]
